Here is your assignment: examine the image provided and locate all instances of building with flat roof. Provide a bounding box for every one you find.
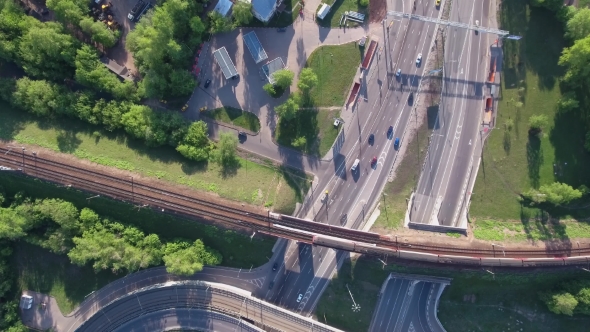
[261,57,285,84]
[243,31,268,64]
[214,0,233,17]
[213,47,239,79]
[252,0,281,23]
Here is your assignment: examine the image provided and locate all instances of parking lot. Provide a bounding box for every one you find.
[105,0,141,74]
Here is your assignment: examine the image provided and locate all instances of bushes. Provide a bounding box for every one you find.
[539,279,590,316]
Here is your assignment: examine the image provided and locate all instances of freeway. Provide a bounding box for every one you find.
[369,274,450,332]
[411,0,494,228]
[262,0,442,315]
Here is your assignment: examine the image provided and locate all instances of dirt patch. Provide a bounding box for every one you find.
[369,0,387,23]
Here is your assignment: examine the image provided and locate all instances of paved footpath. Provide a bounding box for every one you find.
[187,13,382,175]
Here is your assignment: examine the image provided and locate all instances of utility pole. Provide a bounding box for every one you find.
[345,284,361,312]
[127,176,134,203]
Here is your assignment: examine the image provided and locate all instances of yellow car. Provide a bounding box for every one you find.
[435,0,441,7]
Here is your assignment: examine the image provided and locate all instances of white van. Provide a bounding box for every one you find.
[351,159,360,172]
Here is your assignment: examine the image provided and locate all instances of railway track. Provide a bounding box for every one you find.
[1,148,588,259]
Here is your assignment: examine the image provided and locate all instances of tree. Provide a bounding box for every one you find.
[176,121,213,161]
[292,136,307,148]
[273,69,295,90]
[557,92,579,112]
[46,0,86,25]
[539,182,582,205]
[12,78,63,117]
[232,1,253,26]
[566,8,590,41]
[121,105,154,140]
[297,68,318,92]
[542,292,578,316]
[559,35,590,87]
[585,131,590,152]
[163,240,221,276]
[79,17,117,48]
[263,83,276,96]
[528,114,548,131]
[216,132,238,167]
[208,11,232,33]
[18,22,78,80]
[0,208,27,240]
[275,94,299,121]
[34,198,80,233]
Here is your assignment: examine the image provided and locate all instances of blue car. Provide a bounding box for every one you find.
[387,126,393,138]
[277,27,287,32]
[394,137,400,149]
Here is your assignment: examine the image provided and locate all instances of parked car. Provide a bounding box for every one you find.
[20,295,33,310]
[416,53,422,65]
[297,294,303,302]
[204,79,211,88]
[238,131,247,138]
[435,0,441,7]
[128,0,148,21]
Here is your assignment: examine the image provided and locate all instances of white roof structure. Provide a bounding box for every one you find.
[317,3,331,20]
[243,31,268,64]
[252,0,277,22]
[213,47,239,79]
[214,0,233,17]
[261,57,285,84]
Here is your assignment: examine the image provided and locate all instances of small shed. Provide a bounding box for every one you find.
[261,57,285,84]
[317,3,331,20]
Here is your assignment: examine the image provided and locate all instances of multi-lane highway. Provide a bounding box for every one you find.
[369,273,450,332]
[262,0,443,315]
[411,0,493,228]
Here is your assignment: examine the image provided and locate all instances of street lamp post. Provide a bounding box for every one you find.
[32,151,37,175]
[345,284,361,312]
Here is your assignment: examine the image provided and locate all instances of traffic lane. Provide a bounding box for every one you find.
[114,308,262,332]
[370,278,407,332]
[267,243,313,306]
[401,282,433,332]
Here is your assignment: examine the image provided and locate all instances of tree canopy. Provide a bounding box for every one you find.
[163,240,222,275]
[275,93,300,121]
[232,1,253,26]
[216,132,238,167]
[297,68,318,92]
[273,69,295,90]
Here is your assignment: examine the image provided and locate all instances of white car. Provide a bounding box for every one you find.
[20,295,33,309]
[297,294,303,303]
[416,53,422,64]
[396,69,401,77]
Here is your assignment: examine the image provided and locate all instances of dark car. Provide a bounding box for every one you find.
[394,137,400,149]
[272,262,278,271]
[387,126,393,138]
[238,131,247,137]
[277,27,287,32]
[368,134,374,145]
[408,92,414,104]
[269,281,275,289]
[204,79,211,88]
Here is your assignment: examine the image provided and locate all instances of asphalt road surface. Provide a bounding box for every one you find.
[411,0,493,227]
[368,274,450,332]
[260,0,442,315]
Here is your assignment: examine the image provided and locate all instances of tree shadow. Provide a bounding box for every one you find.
[526,134,543,189]
[219,158,241,179]
[56,129,83,153]
[503,130,511,154]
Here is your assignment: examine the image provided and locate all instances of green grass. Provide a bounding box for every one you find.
[201,106,261,132]
[306,42,363,107]
[317,0,369,28]
[316,255,590,332]
[275,108,341,157]
[373,105,435,231]
[0,102,302,213]
[0,173,276,268]
[470,1,590,222]
[472,218,590,242]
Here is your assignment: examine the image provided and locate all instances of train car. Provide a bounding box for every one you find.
[438,254,481,266]
[312,235,356,252]
[398,250,439,263]
[564,256,590,266]
[521,257,566,267]
[269,212,282,220]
